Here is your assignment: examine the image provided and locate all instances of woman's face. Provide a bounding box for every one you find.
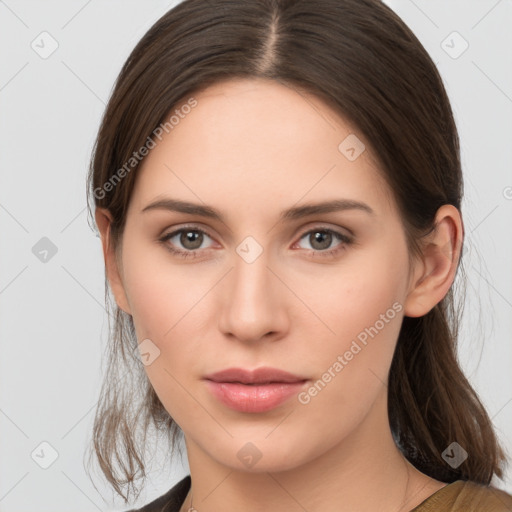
[111,77,421,472]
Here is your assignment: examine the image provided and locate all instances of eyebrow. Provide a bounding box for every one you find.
[141,197,375,222]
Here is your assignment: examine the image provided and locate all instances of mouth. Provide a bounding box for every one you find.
[203,367,308,413]
[203,367,307,384]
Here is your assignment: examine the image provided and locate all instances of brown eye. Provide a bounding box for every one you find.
[159,227,214,258]
[295,227,353,258]
[309,231,334,250]
[177,230,204,250]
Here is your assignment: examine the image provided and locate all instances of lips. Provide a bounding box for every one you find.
[203,367,308,413]
[204,367,307,384]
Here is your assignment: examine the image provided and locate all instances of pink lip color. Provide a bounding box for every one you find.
[203,367,308,413]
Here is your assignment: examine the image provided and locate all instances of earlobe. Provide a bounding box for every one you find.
[403,205,463,318]
[94,208,132,315]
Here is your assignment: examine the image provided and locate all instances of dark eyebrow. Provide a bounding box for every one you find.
[141,197,375,222]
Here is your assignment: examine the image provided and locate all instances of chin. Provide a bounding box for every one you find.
[199,434,317,474]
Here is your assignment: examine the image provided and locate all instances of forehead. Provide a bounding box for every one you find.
[130,77,396,219]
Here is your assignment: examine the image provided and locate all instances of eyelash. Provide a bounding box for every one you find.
[158,225,353,260]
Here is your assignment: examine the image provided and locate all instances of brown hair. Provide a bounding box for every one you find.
[85,0,507,503]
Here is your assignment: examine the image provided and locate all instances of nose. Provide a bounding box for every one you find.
[217,246,289,344]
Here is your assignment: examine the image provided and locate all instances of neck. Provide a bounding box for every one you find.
[180,388,443,512]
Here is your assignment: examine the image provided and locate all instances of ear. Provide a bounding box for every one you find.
[403,204,463,318]
[95,208,132,315]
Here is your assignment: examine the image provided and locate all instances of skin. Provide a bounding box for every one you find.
[96,77,463,512]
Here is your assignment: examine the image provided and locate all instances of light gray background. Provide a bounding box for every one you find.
[0,1,511,511]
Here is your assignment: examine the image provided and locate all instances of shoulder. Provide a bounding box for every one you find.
[413,479,512,512]
[124,475,191,512]
[456,481,512,511]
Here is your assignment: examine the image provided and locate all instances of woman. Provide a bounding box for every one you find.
[86,0,512,510]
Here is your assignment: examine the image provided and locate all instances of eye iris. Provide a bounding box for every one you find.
[181,230,203,250]
[311,231,332,250]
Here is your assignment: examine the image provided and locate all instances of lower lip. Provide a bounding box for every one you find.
[204,380,307,413]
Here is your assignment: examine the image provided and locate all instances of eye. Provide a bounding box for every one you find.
[159,226,214,259]
[159,225,353,260]
[294,227,353,258]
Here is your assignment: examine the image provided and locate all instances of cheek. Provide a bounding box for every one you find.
[307,243,407,349]
[120,240,212,396]
[121,240,203,340]
[120,247,209,427]
[301,244,408,398]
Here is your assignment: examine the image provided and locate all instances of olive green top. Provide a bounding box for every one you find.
[412,479,512,511]
[127,475,512,511]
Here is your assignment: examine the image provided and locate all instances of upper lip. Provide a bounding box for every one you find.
[204,367,307,384]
